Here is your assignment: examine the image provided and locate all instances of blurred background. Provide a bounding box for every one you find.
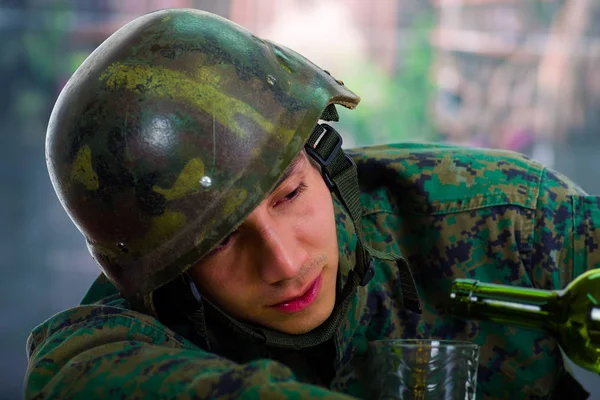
[2,0,600,398]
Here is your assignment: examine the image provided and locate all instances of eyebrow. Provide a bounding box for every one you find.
[270,153,306,194]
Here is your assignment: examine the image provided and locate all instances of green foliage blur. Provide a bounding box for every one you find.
[337,12,438,147]
[2,3,64,145]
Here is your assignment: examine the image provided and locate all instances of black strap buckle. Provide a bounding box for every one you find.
[305,124,342,167]
[360,258,375,286]
[305,124,355,190]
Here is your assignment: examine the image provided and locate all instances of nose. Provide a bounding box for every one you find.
[247,209,309,284]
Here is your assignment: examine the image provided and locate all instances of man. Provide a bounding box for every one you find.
[25,8,597,399]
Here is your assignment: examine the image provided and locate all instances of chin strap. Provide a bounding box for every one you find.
[305,123,422,314]
[186,271,360,350]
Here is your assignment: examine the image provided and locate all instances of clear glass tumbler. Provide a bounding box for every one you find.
[366,339,479,400]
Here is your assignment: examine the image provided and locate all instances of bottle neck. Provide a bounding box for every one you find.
[449,279,563,329]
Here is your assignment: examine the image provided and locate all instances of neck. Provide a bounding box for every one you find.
[450,279,562,330]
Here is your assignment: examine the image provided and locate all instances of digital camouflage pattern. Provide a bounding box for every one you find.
[45,8,358,304]
[26,143,600,399]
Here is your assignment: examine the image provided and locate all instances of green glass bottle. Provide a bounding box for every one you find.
[448,268,600,373]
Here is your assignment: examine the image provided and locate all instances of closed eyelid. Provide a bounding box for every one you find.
[279,182,307,203]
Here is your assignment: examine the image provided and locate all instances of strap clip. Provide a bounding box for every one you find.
[304,124,355,190]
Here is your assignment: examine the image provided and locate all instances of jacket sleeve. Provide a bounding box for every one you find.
[25,304,355,400]
[531,166,600,290]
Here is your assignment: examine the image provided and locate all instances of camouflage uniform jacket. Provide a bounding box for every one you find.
[25,143,600,399]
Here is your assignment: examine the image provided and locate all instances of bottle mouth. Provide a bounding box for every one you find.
[449,279,479,316]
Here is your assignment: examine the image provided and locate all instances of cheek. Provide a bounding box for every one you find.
[194,261,243,300]
[194,267,222,294]
[296,187,336,245]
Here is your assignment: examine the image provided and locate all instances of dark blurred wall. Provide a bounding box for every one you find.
[0,2,230,398]
[0,4,98,398]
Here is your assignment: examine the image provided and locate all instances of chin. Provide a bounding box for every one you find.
[283,299,336,335]
[263,268,338,334]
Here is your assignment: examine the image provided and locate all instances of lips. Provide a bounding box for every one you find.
[269,272,323,313]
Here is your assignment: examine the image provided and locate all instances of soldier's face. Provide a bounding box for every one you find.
[190,151,339,334]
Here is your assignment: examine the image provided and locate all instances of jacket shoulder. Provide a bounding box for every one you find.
[347,143,545,214]
[25,300,354,399]
[26,297,193,362]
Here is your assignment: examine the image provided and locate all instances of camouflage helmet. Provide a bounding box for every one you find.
[46,8,359,306]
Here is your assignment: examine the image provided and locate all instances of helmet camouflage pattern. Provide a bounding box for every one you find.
[46,8,359,304]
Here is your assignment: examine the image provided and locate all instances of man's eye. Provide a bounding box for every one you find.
[279,182,307,205]
[211,230,239,254]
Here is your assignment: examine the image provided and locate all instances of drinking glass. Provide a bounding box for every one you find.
[366,339,479,400]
